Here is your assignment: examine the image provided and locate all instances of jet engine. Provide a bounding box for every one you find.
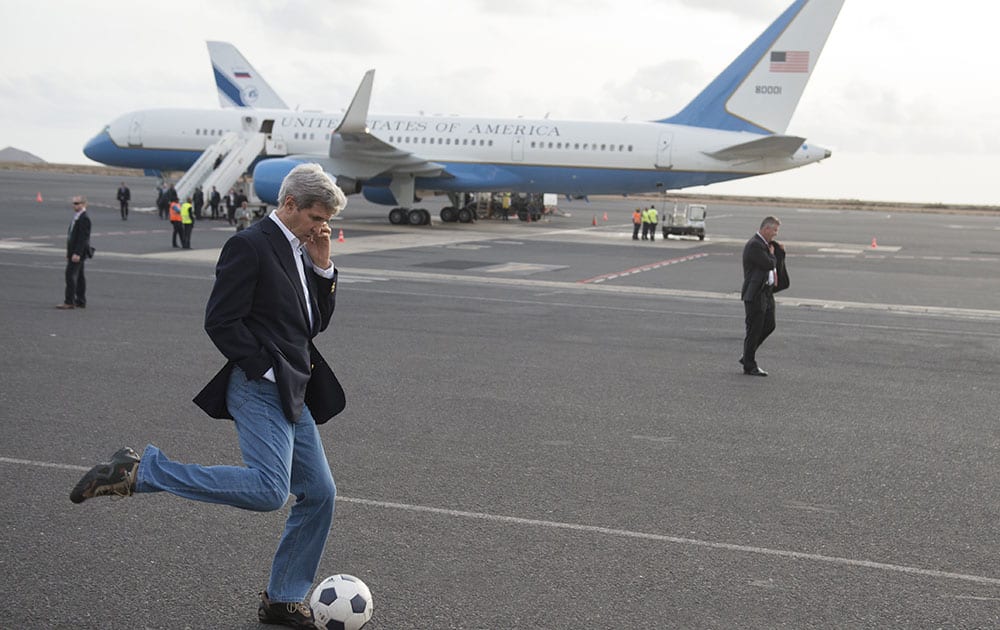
[252,159,362,205]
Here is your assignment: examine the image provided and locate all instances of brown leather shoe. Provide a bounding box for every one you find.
[55,303,75,310]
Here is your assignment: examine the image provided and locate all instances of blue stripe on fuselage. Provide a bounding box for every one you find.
[83,129,201,170]
[422,162,755,196]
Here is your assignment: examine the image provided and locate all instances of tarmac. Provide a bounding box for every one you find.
[2,169,1000,628]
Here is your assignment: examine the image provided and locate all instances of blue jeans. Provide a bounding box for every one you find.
[135,366,336,602]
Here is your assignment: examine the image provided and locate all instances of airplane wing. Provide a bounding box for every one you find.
[706,134,806,160]
[320,70,446,180]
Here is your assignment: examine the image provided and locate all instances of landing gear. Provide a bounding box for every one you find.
[407,209,431,225]
[389,207,407,225]
[385,175,431,226]
[438,193,476,223]
[389,207,430,225]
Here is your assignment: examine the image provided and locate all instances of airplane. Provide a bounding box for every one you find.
[83,0,844,226]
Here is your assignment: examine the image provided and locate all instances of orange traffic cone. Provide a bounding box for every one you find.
[337,229,345,243]
[592,215,597,226]
[871,237,878,248]
[603,212,608,221]
[36,192,43,202]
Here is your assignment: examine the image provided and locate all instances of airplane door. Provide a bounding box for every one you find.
[511,136,525,162]
[128,114,143,147]
[655,131,673,169]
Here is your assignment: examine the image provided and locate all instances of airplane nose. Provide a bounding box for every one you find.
[83,129,115,163]
[824,148,832,159]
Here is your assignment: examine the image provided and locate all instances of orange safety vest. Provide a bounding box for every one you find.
[169,201,182,222]
[632,210,642,224]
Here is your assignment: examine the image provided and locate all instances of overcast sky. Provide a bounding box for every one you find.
[1,0,996,205]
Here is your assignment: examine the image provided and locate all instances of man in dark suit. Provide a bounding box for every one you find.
[116,182,130,220]
[740,216,788,376]
[225,188,237,225]
[192,186,204,219]
[70,164,348,629]
[57,196,91,309]
[209,185,221,219]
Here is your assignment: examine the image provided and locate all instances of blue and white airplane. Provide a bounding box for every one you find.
[83,0,844,225]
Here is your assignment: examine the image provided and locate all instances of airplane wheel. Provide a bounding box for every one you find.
[441,207,457,222]
[408,209,431,226]
[389,208,407,225]
[457,208,472,223]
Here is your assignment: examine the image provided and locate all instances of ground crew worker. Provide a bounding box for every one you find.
[180,198,194,249]
[632,208,642,240]
[169,200,184,248]
[641,207,650,240]
[647,205,659,242]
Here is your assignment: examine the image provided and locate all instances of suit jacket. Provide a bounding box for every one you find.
[741,233,776,303]
[67,211,91,259]
[773,241,789,293]
[193,217,346,425]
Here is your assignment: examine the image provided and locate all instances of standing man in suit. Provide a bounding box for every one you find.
[193,186,205,220]
[57,196,91,309]
[225,188,237,225]
[70,164,349,629]
[740,216,788,376]
[116,182,130,220]
[209,185,221,220]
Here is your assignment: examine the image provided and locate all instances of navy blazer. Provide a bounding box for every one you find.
[193,217,346,424]
[67,211,91,259]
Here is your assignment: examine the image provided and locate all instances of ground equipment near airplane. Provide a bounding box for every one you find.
[662,203,708,240]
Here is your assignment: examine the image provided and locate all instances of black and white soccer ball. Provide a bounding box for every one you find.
[309,574,374,630]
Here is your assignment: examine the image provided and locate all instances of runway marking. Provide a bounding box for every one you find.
[578,253,710,284]
[631,435,677,444]
[7,454,1000,589]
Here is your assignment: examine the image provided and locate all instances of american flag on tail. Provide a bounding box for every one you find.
[770,51,809,73]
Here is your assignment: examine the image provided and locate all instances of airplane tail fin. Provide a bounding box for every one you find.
[207,41,288,109]
[660,0,844,134]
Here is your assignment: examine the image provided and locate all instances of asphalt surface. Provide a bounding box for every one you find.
[2,170,1000,629]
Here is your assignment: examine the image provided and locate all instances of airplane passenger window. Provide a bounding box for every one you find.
[610,145,615,151]
[601,144,606,150]
[619,145,624,152]
[628,145,633,151]
[488,140,493,146]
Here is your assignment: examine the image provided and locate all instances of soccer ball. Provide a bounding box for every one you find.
[310,574,374,630]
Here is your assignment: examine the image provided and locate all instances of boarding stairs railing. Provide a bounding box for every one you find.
[174,132,243,203]
[197,133,268,204]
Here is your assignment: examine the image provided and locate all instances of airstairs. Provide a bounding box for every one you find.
[175,131,271,206]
